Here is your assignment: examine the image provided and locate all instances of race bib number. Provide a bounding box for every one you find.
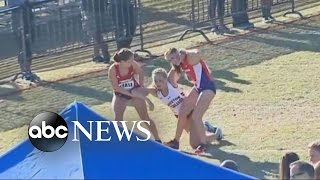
[119,79,135,90]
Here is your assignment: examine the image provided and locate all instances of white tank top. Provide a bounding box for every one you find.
[157,82,185,116]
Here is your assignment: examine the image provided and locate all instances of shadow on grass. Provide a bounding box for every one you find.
[214,70,251,93]
[203,144,279,179]
[0,85,25,102]
[44,81,113,103]
[247,19,320,52]
[274,17,320,33]
[1,107,34,120]
[180,139,278,178]
[194,16,320,74]
[213,139,237,147]
[142,7,191,27]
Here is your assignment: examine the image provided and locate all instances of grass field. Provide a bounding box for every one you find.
[0,9,320,180]
[1,51,320,179]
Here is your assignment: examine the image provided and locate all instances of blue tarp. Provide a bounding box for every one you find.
[0,101,256,179]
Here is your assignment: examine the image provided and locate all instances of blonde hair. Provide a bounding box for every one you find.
[164,48,186,74]
[164,47,187,60]
[152,68,168,80]
[164,48,178,60]
[151,68,168,88]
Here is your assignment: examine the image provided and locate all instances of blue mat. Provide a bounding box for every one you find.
[0,101,256,179]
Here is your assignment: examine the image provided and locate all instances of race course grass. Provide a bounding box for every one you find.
[1,15,320,179]
[1,51,319,179]
[95,51,320,179]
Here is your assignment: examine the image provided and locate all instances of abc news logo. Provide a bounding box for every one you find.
[29,112,151,152]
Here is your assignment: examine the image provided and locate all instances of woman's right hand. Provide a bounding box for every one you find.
[133,93,154,111]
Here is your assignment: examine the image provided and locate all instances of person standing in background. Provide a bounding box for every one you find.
[208,0,229,33]
[9,0,35,81]
[279,152,300,180]
[231,0,253,29]
[80,0,111,63]
[111,0,137,50]
[261,0,274,23]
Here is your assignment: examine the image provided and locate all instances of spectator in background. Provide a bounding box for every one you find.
[111,0,136,50]
[308,140,320,165]
[290,160,315,180]
[231,0,253,28]
[220,160,239,172]
[261,0,274,23]
[279,152,300,180]
[9,0,35,81]
[81,0,110,63]
[231,0,253,29]
[315,162,320,180]
[208,0,229,33]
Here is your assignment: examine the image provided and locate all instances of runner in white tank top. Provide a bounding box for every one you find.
[156,82,185,116]
[145,68,223,150]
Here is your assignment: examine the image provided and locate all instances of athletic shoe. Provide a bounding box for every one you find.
[93,55,110,63]
[211,25,219,33]
[262,17,269,23]
[215,127,223,141]
[92,55,105,63]
[218,25,230,33]
[166,139,179,149]
[268,16,275,20]
[103,54,111,63]
[22,71,36,82]
[204,121,223,141]
[204,121,216,133]
[268,16,275,22]
[195,144,207,154]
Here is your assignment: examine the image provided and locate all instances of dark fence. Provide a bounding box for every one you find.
[0,0,146,81]
[0,0,310,81]
[179,0,303,42]
[27,0,142,57]
[193,0,299,25]
[0,0,144,60]
[139,0,306,49]
[0,6,23,60]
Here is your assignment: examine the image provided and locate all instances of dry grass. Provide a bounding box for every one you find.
[92,51,320,179]
[0,126,27,155]
[1,51,319,179]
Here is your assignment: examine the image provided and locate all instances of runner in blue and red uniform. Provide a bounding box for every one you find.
[164,48,217,154]
[108,48,161,142]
